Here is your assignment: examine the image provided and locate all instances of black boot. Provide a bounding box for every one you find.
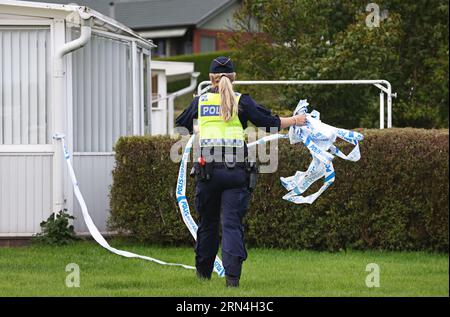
[196,270,211,281]
[225,276,239,288]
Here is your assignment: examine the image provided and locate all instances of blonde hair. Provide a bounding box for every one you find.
[209,72,237,122]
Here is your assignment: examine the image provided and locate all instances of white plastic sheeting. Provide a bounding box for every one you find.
[0,27,51,145]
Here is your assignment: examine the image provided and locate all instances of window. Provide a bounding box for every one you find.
[200,36,216,53]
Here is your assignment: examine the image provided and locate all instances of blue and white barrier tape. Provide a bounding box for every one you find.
[175,101,362,274]
[280,100,363,204]
[54,133,195,271]
[175,134,226,277]
[54,98,362,275]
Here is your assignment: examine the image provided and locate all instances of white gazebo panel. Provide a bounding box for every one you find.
[72,32,133,152]
[72,153,115,233]
[0,27,51,145]
[0,154,52,236]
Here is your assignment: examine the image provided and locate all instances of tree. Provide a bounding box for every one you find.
[228,0,449,128]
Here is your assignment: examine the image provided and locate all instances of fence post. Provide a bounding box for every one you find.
[379,92,385,129]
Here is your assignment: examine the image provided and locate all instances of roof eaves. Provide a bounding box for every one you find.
[82,7,156,47]
[0,0,155,48]
[195,0,238,28]
[133,23,195,32]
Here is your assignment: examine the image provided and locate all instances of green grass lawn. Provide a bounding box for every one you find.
[0,240,447,297]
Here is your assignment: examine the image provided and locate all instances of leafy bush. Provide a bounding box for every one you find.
[34,210,79,245]
[109,129,449,251]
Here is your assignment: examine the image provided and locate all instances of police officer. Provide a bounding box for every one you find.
[176,56,306,287]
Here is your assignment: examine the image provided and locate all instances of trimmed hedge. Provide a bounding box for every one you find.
[109,129,449,251]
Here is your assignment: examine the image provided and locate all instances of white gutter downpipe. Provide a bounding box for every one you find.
[52,19,92,215]
[167,72,200,134]
[55,25,92,61]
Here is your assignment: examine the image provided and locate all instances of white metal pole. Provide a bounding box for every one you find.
[168,96,175,135]
[379,92,385,129]
[386,83,393,128]
[159,71,168,134]
[52,18,92,215]
[131,41,139,135]
[139,51,145,135]
[146,54,152,135]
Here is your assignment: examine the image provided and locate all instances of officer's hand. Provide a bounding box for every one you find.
[293,114,307,126]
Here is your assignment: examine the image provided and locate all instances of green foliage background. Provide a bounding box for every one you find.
[226,0,449,129]
[109,129,449,252]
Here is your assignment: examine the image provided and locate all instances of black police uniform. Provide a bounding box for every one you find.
[175,57,281,285]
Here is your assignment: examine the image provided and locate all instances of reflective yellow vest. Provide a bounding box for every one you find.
[198,92,244,147]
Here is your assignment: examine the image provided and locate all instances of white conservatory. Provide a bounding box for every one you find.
[0,0,156,236]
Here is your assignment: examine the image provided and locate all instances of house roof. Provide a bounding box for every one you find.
[114,0,238,29]
[15,0,114,15]
[21,0,239,30]
[2,0,155,48]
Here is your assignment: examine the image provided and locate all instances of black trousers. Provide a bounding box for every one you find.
[194,166,252,279]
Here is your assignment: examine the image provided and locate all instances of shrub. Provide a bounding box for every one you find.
[109,129,449,251]
[34,210,79,245]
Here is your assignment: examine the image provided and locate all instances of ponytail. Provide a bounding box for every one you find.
[209,72,237,122]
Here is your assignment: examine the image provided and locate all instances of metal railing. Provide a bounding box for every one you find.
[150,72,200,135]
[197,80,396,129]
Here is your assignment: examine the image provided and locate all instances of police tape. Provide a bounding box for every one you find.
[280,100,363,204]
[54,97,362,275]
[175,108,362,275]
[54,133,196,271]
[175,134,226,277]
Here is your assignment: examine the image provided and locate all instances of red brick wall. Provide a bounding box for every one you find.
[192,28,236,53]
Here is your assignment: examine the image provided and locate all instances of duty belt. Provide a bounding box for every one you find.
[211,161,247,168]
